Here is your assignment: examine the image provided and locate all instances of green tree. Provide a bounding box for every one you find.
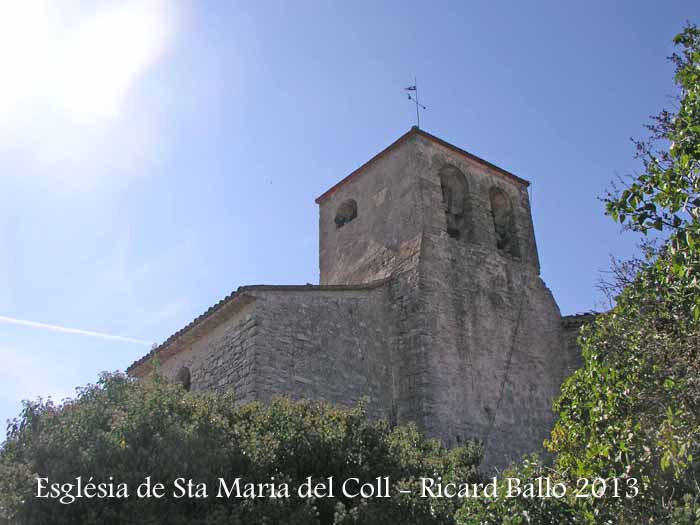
[455,23,700,525]
[605,23,700,322]
[0,373,482,524]
[455,456,587,525]
[546,23,700,523]
[546,259,700,522]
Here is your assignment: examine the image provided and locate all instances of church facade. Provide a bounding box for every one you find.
[128,127,588,468]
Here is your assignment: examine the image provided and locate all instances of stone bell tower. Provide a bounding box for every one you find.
[130,126,579,472]
[316,127,569,467]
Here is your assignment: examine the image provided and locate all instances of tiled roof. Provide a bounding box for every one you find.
[561,312,599,326]
[126,287,244,376]
[315,126,529,204]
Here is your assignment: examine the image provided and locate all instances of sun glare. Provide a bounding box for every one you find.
[0,2,52,116]
[0,0,174,121]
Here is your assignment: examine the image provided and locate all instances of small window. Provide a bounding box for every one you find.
[489,188,520,257]
[335,199,357,228]
[175,366,191,391]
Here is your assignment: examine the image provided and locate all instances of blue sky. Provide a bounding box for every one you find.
[1,0,698,429]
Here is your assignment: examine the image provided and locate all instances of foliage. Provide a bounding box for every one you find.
[545,23,700,522]
[0,373,482,524]
[455,456,587,525]
[604,23,700,321]
[545,257,700,522]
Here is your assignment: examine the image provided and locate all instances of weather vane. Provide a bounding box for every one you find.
[404,77,426,128]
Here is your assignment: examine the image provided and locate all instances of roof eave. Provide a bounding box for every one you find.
[126,279,392,378]
[314,127,529,205]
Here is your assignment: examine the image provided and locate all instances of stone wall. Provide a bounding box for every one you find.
[561,313,597,374]
[148,283,398,419]
[408,134,569,468]
[242,283,396,419]
[318,136,425,285]
[153,300,258,404]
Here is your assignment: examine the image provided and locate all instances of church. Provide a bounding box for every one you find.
[127,127,590,468]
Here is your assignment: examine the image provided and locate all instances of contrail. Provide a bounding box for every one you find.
[0,315,151,346]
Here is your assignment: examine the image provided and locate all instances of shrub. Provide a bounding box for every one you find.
[0,373,482,524]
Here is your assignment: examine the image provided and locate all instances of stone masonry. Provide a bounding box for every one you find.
[128,127,588,470]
